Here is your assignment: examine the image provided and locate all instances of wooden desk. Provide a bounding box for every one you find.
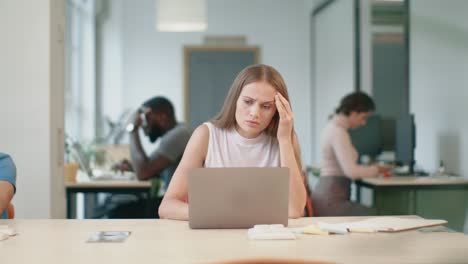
[357,176,468,187]
[1,217,467,264]
[65,180,151,219]
[355,176,468,231]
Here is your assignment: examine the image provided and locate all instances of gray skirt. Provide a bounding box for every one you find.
[311,176,375,216]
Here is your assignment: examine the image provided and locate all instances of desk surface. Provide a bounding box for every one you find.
[2,217,467,264]
[359,176,468,186]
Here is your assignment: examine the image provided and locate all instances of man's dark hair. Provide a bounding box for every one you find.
[142,96,175,119]
[335,91,376,116]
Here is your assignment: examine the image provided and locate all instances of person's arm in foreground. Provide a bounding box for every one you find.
[158,125,208,220]
[275,93,307,218]
[0,155,16,217]
[0,181,14,217]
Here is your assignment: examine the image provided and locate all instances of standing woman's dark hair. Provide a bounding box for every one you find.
[335,91,376,116]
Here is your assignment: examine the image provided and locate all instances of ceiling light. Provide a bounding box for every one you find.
[156,0,207,32]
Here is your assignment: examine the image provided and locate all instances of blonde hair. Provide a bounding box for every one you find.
[211,64,303,170]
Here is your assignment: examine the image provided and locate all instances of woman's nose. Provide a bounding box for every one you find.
[249,105,260,118]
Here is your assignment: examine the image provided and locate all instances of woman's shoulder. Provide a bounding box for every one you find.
[326,120,347,135]
[192,122,229,142]
[202,121,233,136]
[185,124,210,157]
[321,121,348,146]
[193,123,210,139]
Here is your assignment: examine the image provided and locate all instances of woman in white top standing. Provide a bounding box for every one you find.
[312,91,388,216]
[159,64,307,220]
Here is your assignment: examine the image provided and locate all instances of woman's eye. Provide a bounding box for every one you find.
[262,105,271,110]
[244,100,253,105]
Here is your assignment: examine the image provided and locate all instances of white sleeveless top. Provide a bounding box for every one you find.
[204,122,281,168]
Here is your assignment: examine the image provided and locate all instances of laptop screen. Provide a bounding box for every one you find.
[66,136,93,177]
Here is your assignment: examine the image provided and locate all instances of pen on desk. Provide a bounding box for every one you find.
[348,228,377,233]
[320,227,348,234]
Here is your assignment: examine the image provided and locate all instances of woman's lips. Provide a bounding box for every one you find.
[245,120,259,127]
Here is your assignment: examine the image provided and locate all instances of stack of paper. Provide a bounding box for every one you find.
[248,224,296,240]
[302,224,330,235]
[317,217,447,233]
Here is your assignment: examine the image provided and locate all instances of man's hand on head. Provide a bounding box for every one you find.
[135,107,152,127]
[132,111,143,128]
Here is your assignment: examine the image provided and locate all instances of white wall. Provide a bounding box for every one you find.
[410,0,468,177]
[313,0,355,164]
[0,0,65,218]
[100,0,314,165]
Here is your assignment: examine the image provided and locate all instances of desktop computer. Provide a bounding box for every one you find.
[394,114,417,175]
[350,113,420,176]
[350,114,383,159]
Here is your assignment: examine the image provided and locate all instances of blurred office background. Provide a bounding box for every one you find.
[0,0,467,232]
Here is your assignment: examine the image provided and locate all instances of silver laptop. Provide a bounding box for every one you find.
[188,167,289,229]
[66,135,133,181]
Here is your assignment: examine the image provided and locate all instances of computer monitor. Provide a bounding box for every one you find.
[395,114,416,173]
[381,117,396,151]
[349,114,383,159]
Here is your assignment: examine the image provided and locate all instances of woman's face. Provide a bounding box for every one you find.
[349,111,372,129]
[235,81,277,138]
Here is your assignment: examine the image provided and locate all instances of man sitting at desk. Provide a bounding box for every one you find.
[126,96,191,217]
[0,153,16,219]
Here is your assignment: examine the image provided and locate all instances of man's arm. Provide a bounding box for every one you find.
[0,181,14,216]
[130,130,171,181]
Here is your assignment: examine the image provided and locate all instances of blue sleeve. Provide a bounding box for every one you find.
[0,153,16,192]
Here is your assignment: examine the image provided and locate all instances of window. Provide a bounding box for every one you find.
[65,0,96,142]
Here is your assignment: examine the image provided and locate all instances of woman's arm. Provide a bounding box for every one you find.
[332,129,379,179]
[158,124,209,220]
[275,94,307,218]
[0,181,14,216]
[0,154,15,217]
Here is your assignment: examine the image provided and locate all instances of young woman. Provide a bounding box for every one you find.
[312,91,388,216]
[159,64,307,220]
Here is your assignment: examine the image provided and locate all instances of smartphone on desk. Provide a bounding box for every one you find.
[86,231,131,243]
